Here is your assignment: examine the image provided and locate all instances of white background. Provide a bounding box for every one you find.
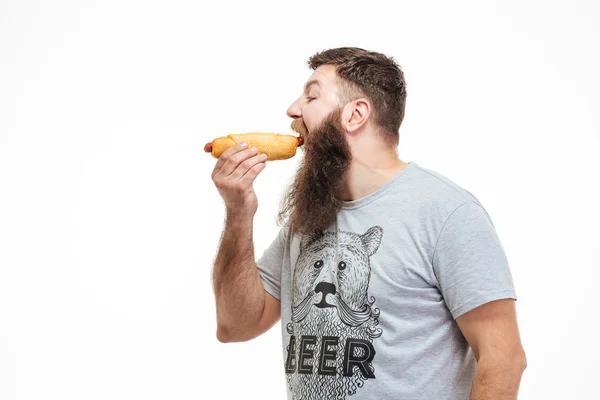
[1,0,599,398]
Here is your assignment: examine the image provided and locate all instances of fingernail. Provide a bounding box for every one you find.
[240,142,248,148]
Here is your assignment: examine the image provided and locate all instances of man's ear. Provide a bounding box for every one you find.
[342,98,371,133]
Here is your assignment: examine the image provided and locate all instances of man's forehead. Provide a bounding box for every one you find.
[304,65,338,90]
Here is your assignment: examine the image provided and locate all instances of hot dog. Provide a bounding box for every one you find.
[204,133,303,161]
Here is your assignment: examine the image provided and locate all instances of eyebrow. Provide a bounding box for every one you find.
[303,79,321,93]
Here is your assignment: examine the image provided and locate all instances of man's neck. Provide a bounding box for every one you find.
[342,151,408,202]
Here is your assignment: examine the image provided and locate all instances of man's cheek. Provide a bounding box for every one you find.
[303,119,313,133]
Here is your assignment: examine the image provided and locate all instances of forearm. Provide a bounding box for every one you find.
[469,357,526,400]
[212,213,266,341]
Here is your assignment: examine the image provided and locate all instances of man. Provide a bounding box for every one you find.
[210,47,527,399]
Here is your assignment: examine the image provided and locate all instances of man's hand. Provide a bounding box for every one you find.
[211,141,268,219]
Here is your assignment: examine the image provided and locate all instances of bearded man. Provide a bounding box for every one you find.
[210,47,527,400]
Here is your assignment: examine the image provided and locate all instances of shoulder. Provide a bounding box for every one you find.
[402,162,487,219]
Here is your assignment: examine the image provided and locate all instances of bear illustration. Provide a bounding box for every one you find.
[285,226,384,400]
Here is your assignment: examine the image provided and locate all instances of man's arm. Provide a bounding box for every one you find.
[456,298,527,400]
[212,214,281,343]
[209,142,281,343]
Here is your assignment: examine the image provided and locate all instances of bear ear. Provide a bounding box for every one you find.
[300,230,324,253]
[361,226,383,256]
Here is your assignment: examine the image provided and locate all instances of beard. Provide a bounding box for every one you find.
[278,107,352,236]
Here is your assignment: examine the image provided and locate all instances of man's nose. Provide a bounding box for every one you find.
[286,99,302,119]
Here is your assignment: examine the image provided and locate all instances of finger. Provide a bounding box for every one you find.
[218,146,260,178]
[238,159,267,187]
[229,152,268,181]
[212,141,248,171]
[212,142,252,178]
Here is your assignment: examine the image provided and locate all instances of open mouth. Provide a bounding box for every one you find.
[291,118,309,138]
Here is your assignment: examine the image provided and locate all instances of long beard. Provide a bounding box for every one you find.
[278,108,352,236]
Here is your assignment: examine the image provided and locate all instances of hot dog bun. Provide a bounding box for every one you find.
[205,132,303,161]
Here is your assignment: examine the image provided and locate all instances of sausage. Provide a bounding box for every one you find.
[204,142,212,153]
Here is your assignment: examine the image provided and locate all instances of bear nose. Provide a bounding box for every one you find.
[315,282,336,297]
[314,282,337,308]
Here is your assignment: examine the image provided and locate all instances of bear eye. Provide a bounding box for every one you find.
[338,261,347,271]
[314,260,324,269]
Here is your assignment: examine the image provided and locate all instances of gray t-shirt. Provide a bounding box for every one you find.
[257,161,517,400]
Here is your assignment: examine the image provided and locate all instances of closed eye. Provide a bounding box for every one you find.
[305,97,316,102]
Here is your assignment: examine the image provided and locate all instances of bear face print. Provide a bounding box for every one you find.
[285,226,384,400]
[291,226,383,327]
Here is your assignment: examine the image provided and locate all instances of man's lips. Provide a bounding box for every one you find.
[291,118,309,137]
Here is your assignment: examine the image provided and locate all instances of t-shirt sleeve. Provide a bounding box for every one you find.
[256,224,289,301]
[432,201,517,319]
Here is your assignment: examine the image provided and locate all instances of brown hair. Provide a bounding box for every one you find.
[307,47,407,148]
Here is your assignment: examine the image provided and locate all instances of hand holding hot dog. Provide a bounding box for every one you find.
[210,141,269,219]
